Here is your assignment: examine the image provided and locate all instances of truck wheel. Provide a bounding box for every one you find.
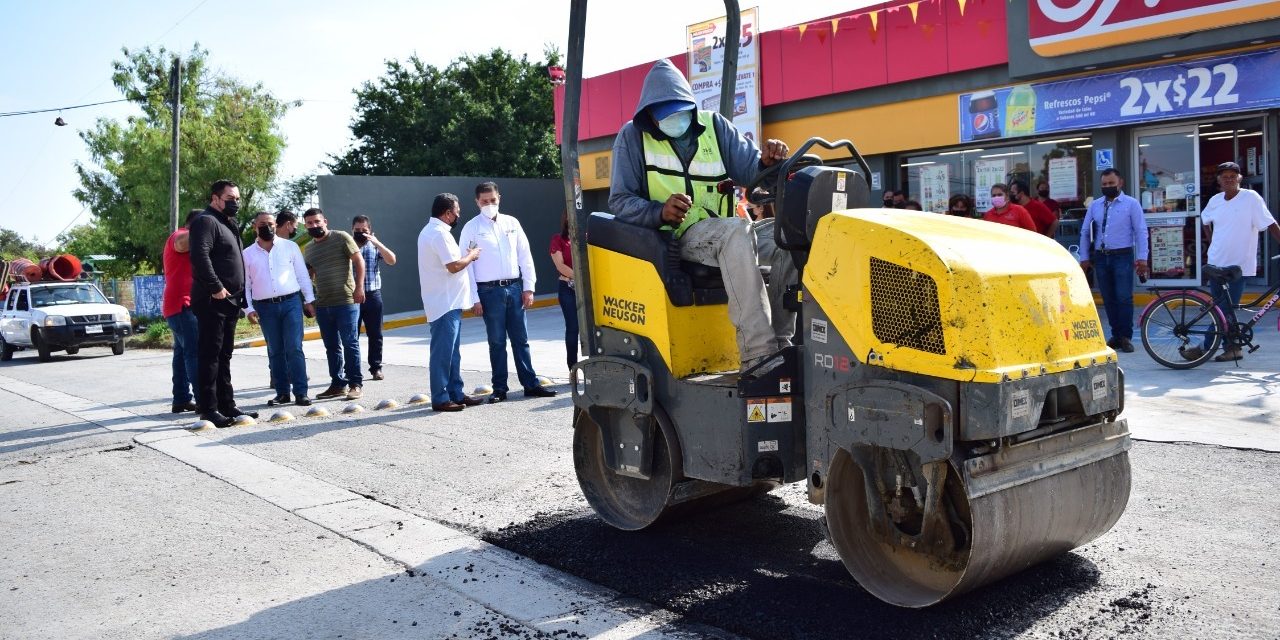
[111,339,125,355]
[0,336,13,362]
[65,346,80,355]
[31,329,52,362]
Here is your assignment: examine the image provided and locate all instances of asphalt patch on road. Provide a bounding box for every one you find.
[483,494,1120,640]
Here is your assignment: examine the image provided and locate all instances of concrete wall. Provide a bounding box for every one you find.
[317,175,565,316]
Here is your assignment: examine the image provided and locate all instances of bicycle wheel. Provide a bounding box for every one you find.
[1140,292,1223,369]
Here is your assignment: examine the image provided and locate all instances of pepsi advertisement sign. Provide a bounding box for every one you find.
[959,46,1280,143]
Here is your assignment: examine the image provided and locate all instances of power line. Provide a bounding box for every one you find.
[0,99,131,119]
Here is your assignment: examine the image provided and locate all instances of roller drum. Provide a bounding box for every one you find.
[825,428,1131,607]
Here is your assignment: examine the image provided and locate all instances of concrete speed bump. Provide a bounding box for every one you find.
[267,410,296,423]
[407,393,430,405]
[189,420,214,432]
[305,406,331,418]
[232,415,257,427]
[375,399,398,410]
[341,403,364,414]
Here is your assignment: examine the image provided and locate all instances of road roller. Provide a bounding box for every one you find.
[555,0,1131,608]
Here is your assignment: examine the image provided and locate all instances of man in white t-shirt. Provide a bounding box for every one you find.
[1191,161,1280,362]
[417,193,484,411]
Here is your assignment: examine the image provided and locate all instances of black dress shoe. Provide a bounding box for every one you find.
[200,412,235,429]
[267,393,292,407]
[487,391,507,404]
[222,408,259,420]
[295,396,312,407]
[459,395,484,407]
[171,401,199,414]
[370,369,384,381]
[432,401,465,412]
[523,386,557,398]
[1116,337,1135,353]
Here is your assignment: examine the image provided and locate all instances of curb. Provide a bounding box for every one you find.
[234,295,560,350]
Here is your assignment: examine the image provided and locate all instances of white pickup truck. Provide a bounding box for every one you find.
[0,281,132,362]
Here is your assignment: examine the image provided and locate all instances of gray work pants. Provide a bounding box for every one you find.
[679,217,774,365]
[751,217,798,349]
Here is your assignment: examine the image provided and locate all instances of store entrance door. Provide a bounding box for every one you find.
[1134,124,1201,287]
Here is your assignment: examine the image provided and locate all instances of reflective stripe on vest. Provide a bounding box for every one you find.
[642,111,732,238]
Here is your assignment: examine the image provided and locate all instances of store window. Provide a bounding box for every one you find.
[900,136,1095,249]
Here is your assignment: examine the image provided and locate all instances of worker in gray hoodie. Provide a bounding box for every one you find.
[609,59,790,372]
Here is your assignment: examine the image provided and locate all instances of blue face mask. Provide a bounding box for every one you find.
[657,110,693,138]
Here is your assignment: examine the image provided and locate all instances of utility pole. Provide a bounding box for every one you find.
[168,56,181,233]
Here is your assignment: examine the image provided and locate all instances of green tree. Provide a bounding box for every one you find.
[0,228,47,261]
[74,45,290,273]
[330,47,561,178]
[54,222,129,277]
[269,174,319,213]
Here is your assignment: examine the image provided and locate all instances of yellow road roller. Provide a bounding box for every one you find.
[563,140,1131,607]
[555,2,1130,609]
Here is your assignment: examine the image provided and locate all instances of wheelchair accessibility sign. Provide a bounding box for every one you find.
[1095,149,1113,170]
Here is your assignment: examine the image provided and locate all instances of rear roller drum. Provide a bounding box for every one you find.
[825,446,1131,607]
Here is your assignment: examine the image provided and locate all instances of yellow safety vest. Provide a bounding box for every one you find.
[643,111,733,238]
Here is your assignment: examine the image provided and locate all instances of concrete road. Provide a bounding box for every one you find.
[1,306,1277,639]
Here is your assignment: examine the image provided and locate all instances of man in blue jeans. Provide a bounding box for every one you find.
[161,210,203,413]
[459,182,557,402]
[1079,169,1149,353]
[302,208,366,401]
[244,212,316,406]
[418,193,486,411]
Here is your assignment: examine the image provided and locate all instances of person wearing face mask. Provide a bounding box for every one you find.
[276,210,300,241]
[1034,179,1062,220]
[302,207,367,401]
[1078,169,1148,353]
[351,214,397,381]
[418,193,485,412]
[982,183,1038,232]
[243,211,315,407]
[1010,179,1058,238]
[188,179,256,428]
[459,182,557,402]
[882,190,896,208]
[946,194,976,218]
[608,59,792,372]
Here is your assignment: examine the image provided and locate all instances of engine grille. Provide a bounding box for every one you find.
[69,314,113,324]
[869,257,946,355]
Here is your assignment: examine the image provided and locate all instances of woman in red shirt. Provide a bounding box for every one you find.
[549,211,578,370]
[982,183,1038,232]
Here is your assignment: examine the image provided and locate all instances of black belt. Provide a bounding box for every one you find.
[253,293,297,305]
[477,278,519,287]
[1092,247,1133,255]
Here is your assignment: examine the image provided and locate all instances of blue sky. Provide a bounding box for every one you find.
[0,0,863,247]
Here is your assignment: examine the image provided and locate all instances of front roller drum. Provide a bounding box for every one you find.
[825,430,1131,607]
[573,408,770,530]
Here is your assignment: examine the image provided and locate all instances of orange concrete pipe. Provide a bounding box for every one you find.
[39,254,82,281]
[9,258,42,282]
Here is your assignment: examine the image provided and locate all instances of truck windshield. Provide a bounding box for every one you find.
[30,285,109,307]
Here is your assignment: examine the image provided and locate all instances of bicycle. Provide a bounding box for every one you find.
[1139,255,1280,369]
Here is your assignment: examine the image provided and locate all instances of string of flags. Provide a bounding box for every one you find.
[787,0,977,43]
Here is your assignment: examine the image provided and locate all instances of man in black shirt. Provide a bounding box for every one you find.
[189,180,258,427]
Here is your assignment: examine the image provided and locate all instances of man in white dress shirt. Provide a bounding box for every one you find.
[244,211,316,407]
[418,193,485,412]
[459,182,557,403]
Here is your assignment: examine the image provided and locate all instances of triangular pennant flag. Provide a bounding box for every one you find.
[869,10,879,32]
[817,29,827,44]
[831,18,840,35]
[957,0,967,16]
[908,1,921,22]
[797,23,808,40]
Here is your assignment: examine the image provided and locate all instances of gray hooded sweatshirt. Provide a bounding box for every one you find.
[608,59,764,229]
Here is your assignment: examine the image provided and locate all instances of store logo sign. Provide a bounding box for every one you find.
[1028,0,1280,57]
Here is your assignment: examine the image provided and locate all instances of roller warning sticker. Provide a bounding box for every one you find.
[767,398,792,423]
[1092,374,1107,401]
[758,440,779,452]
[747,400,767,423]
[1011,389,1031,419]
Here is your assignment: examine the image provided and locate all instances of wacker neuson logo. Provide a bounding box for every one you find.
[602,295,646,325]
